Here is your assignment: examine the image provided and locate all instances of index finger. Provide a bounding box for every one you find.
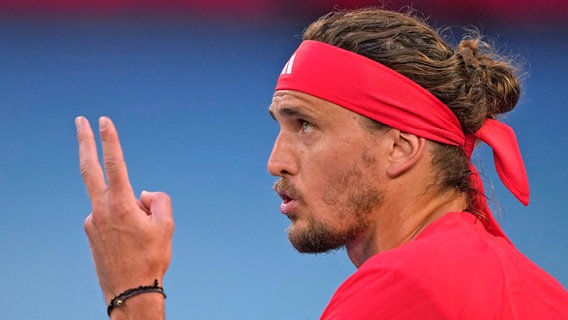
[98,116,135,199]
[76,116,107,204]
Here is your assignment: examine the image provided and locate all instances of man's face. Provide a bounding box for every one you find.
[268,90,386,253]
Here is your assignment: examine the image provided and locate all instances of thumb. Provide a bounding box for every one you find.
[140,190,173,222]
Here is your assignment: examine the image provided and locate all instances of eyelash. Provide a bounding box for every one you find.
[300,120,315,133]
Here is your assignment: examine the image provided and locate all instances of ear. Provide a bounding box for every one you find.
[386,130,426,178]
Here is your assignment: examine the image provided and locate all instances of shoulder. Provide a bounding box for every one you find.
[320,262,453,320]
[321,212,483,319]
[321,212,568,319]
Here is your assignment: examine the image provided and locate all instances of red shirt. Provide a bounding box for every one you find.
[321,212,568,319]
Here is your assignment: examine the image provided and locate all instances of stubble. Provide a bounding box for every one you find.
[280,152,384,254]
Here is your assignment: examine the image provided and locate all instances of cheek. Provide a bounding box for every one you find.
[320,165,364,207]
[315,153,382,212]
[300,148,351,190]
[297,137,381,208]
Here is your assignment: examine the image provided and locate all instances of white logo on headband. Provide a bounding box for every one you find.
[280,53,296,75]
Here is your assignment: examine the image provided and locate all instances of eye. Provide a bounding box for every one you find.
[301,120,315,133]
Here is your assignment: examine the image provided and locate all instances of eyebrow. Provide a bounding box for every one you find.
[268,106,311,122]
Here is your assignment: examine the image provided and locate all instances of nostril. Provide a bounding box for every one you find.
[267,158,293,177]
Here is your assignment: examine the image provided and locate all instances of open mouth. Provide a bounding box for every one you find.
[273,179,301,215]
[278,192,293,204]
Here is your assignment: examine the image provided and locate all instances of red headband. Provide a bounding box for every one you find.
[275,40,530,240]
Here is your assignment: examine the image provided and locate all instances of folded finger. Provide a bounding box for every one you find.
[140,191,173,223]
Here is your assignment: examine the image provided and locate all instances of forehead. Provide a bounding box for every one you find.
[269,90,319,112]
[269,90,357,121]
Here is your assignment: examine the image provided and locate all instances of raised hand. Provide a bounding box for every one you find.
[76,116,174,318]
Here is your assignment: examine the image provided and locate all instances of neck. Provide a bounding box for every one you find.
[345,189,467,267]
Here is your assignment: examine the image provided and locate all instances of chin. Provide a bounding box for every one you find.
[287,221,346,254]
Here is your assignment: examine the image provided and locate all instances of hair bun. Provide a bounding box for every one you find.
[456,39,486,75]
[454,36,520,120]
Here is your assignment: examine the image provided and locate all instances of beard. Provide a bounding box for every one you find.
[275,164,384,254]
[287,215,360,254]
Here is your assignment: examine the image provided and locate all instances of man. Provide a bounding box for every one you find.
[76,8,568,319]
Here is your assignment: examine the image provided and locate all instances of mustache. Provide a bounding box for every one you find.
[273,178,304,202]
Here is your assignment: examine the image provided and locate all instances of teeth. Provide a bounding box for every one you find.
[278,192,292,203]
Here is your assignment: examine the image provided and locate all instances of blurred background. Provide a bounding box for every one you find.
[0,1,567,319]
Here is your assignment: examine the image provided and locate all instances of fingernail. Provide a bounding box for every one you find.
[75,116,83,131]
[99,116,108,131]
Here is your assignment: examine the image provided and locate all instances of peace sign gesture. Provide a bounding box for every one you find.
[76,116,173,319]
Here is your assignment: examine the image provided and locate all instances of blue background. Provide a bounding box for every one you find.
[0,12,567,320]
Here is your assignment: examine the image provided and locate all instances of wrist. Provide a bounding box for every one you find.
[109,292,166,320]
[102,276,165,303]
[107,279,167,319]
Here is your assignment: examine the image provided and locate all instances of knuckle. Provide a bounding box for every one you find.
[161,213,175,235]
[79,159,93,176]
[164,217,175,231]
[83,214,94,233]
[77,129,93,143]
[103,158,125,173]
[99,126,116,141]
[158,192,172,204]
[108,197,135,217]
[109,201,129,215]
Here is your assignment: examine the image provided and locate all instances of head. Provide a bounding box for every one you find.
[269,91,390,254]
[269,8,521,254]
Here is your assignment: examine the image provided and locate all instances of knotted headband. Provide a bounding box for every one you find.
[275,40,530,241]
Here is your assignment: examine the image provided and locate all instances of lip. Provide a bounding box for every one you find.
[278,192,298,215]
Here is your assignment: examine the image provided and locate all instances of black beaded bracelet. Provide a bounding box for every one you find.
[107,279,167,316]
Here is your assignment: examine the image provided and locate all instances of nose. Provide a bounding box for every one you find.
[267,132,298,177]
